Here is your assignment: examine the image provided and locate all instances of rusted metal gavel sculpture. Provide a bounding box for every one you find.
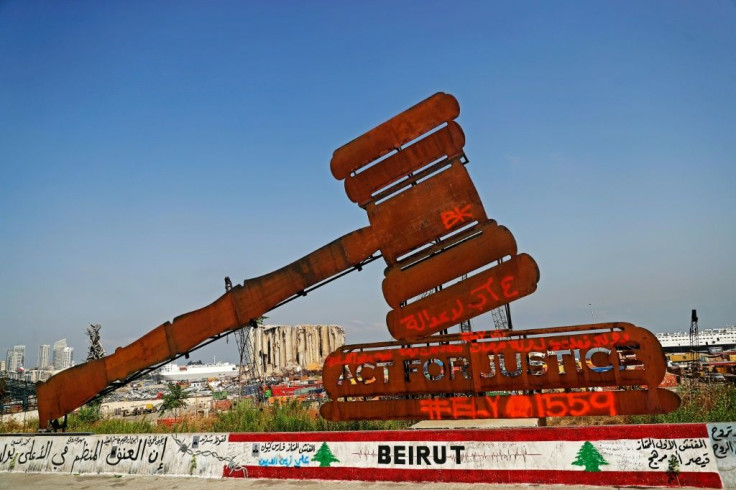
[37,93,539,428]
[38,93,678,427]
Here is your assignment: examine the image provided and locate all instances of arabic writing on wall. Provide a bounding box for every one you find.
[397,275,519,334]
[710,423,736,460]
[0,433,229,477]
[254,441,316,468]
[636,437,711,470]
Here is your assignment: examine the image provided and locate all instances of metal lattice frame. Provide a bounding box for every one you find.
[233,320,262,397]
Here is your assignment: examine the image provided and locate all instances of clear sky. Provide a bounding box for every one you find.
[1,1,734,366]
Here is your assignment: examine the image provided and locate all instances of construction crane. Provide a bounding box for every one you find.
[689,309,699,378]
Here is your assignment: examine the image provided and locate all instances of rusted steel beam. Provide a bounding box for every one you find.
[382,220,517,308]
[323,323,667,399]
[331,92,460,180]
[344,121,466,206]
[320,389,681,421]
[37,226,382,425]
[37,96,470,425]
[367,160,487,265]
[386,253,539,341]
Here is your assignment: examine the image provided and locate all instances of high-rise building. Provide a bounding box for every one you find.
[0,359,6,372]
[7,345,25,372]
[52,339,74,371]
[7,352,20,372]
[39,344,51,369]
[64,346,74,368]
[52,339,66,369]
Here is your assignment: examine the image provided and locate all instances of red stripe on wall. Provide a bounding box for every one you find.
[222,466,722,488]
[228,423,708,443]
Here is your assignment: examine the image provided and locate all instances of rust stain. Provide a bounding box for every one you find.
[367,160,488,265]
[331,92,460,180]
[382,220,517,308]
[344,121,465,206]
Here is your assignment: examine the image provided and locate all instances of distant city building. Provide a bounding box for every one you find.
[0,359,5,372]
[7,353,21,372]
[6,345,25,372]
[39,344,51,369]
[26,368,51,383]
[53,339,74,371]
[53,339,66,369]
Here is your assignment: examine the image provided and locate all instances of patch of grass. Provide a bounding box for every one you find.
[628,384,736,425]
[212,399,413,432]
[4,383,734,434]
[0,416,38,434]
[70,416,159,434]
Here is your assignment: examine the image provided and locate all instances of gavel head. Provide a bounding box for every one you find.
[330,93,540,341]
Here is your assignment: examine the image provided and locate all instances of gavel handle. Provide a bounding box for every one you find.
[36,226,380,427]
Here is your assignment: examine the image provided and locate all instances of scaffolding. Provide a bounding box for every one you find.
[227,277,264,398]
[233,320,263,397]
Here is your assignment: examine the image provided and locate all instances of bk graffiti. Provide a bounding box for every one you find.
[441,204,473,229]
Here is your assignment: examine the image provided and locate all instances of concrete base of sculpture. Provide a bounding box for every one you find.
[2,423,735,488]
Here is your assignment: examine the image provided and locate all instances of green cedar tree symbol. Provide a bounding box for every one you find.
[571,441,609,472]
[313,442,340,467]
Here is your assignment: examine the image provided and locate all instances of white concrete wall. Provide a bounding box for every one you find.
[1,424,734,487]
[0,433,230,478]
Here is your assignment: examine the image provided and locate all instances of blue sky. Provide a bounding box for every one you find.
[1,1,734,366]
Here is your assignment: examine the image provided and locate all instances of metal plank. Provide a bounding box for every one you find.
[320,389,681,421]
[322,323,667,399]
[386,253,539,340]
[331,92,460,180]
[344,122,466,206]
[382,220,517,308]
[368,161,487,265]
[36,358,108,426]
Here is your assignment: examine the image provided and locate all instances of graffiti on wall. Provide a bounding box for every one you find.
[2,428,728,487]
[708,423,736,488]
[0,433,231,477]
[224,432,721,476]
[254,441,316,468]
